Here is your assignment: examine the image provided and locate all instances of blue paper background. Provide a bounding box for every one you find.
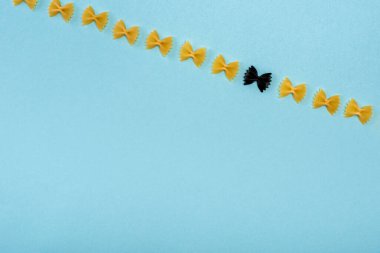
[1,0,380,252]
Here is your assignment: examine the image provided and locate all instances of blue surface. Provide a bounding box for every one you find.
[1,0,380,252]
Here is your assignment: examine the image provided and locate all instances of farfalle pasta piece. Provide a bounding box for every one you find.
[146,30,173,57]
[13,0,38,10]
[312,89,340,115]
[180,41,206,67]
[279,77,307,103]
[48,0,74,22]
[82,6,108,31]
[344,99,373,125]
[212,55,239,81]
[113,20,139,45]
[244,66,272,92]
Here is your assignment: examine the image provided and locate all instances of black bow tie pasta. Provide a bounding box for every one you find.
[244,66,272,92]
